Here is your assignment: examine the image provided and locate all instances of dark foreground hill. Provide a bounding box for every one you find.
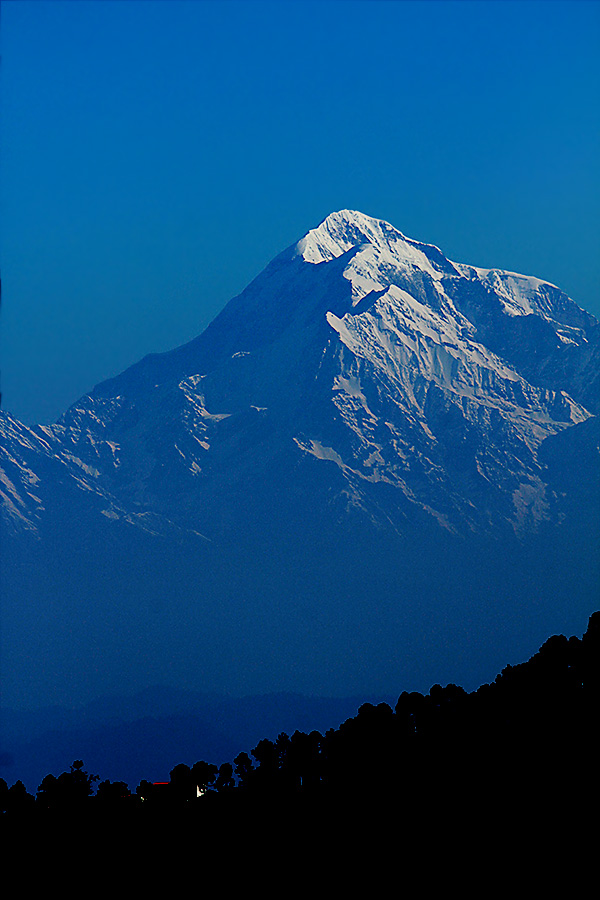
[3,612,598,840]
[0,689,395,793]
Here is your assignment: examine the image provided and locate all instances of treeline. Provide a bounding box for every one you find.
[2,613,598,821]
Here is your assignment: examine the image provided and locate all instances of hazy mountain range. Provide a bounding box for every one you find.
[2,210,598,710]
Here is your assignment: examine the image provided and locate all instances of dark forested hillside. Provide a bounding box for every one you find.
[2,612,598,833]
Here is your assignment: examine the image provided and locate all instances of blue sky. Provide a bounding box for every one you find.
[3,0,599,424]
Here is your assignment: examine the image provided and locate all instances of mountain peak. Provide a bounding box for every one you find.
[294,209,452,279]
[295,209,405,265]
[319,208,388,233]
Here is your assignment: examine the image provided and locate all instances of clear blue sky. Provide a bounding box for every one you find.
[3,0,599,424]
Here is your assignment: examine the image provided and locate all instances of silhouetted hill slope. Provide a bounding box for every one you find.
[0,690,394,792]
[2,613,597,821]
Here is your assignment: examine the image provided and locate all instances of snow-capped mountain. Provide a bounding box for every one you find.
[2,210,598,541]
[2,210,598,707]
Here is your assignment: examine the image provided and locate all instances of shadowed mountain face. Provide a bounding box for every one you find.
[2,210,598,707]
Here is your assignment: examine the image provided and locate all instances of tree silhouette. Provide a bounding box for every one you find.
[36,760,98,811]
[234,752,255,790]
